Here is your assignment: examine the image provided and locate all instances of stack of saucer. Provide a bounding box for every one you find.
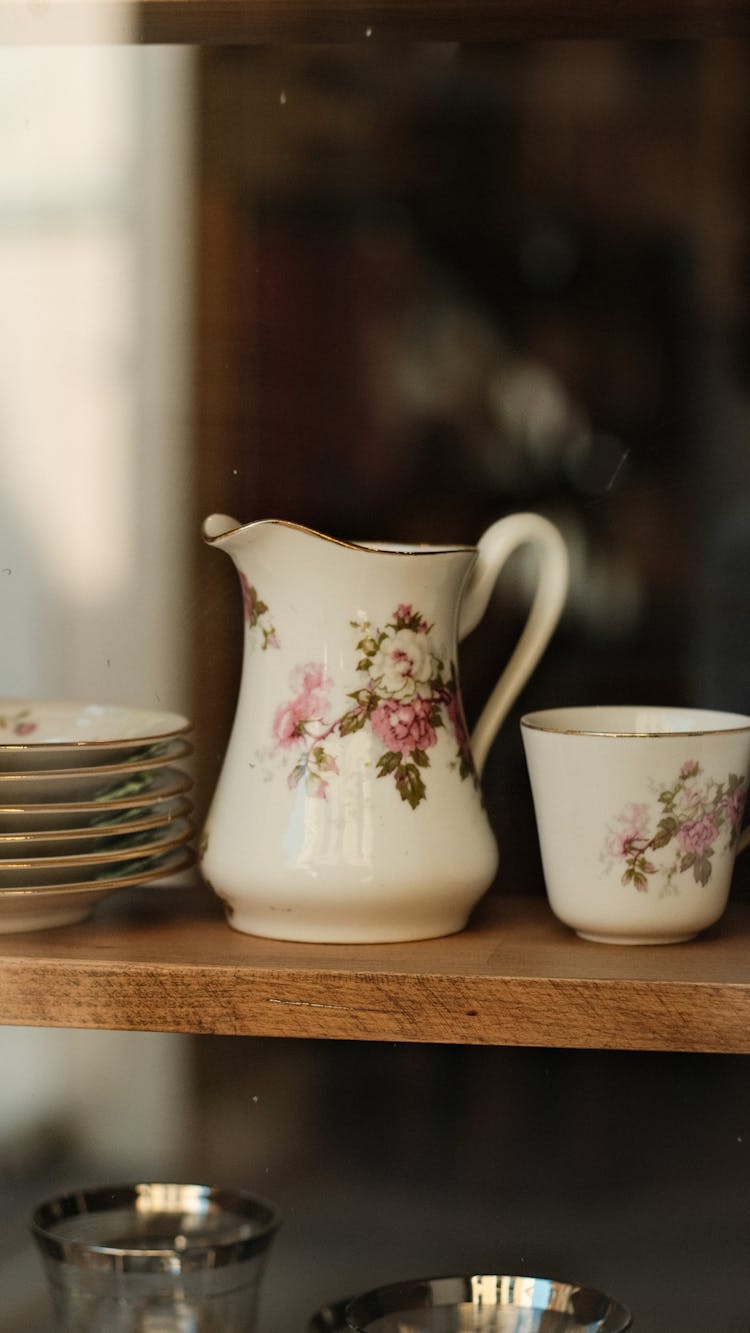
[0,699,195,933]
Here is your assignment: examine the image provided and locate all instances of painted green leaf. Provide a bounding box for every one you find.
[339,709,366,735]
[693,855,713,886]
[395,763,426,809]
[376,751,401,776]
[652,816,678,849]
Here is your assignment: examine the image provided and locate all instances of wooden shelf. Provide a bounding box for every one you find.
[0,0,748,44]
[0,881,748,1052]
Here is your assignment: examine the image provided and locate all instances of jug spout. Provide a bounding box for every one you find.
[202,513,249,548]
[202,514,295,571]
[203,514,343,558]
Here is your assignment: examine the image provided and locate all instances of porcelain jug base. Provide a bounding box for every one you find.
[218,900,474,945]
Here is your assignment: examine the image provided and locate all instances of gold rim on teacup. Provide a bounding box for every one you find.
[520,705,750,739]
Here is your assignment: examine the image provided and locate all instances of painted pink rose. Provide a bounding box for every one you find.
[724,782,747,832]
[272,662,333,750]
[395,603,429,633]
[680,759,701,778]
[678,813,718,856]
[370,697,437,756]
[290,662,332,713]
[273,698,310,748]
[604,801,650,859]
[445,690,468,747]
[14,721,36,736]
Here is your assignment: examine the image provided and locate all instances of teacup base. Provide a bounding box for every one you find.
[575,928,700,946]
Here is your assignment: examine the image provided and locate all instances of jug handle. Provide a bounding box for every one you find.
[459,512,569,777]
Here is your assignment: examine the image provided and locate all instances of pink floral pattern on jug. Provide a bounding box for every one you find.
[271,604,474,807]
[200,509,568,941]
[240,573,279,650]
[603,760,747,893]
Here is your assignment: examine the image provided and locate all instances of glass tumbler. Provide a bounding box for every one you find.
[31,1181,281,1332]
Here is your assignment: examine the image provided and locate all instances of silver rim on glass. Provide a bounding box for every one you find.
[31,1182,281,1273]
[344,1274,632,1333]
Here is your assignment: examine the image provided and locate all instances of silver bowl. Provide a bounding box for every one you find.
[343,1274,632,1332]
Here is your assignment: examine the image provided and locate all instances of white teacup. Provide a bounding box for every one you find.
[521,705,750,944]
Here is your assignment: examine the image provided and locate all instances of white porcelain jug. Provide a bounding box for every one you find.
[200,513,568,942]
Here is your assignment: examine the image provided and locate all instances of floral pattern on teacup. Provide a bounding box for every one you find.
[0,707,37,737]
[271,604,474,808]
[602,760,747,892]
[240,574,279,650]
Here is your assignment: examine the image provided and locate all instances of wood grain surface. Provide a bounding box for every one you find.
[0,883,747,1052]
